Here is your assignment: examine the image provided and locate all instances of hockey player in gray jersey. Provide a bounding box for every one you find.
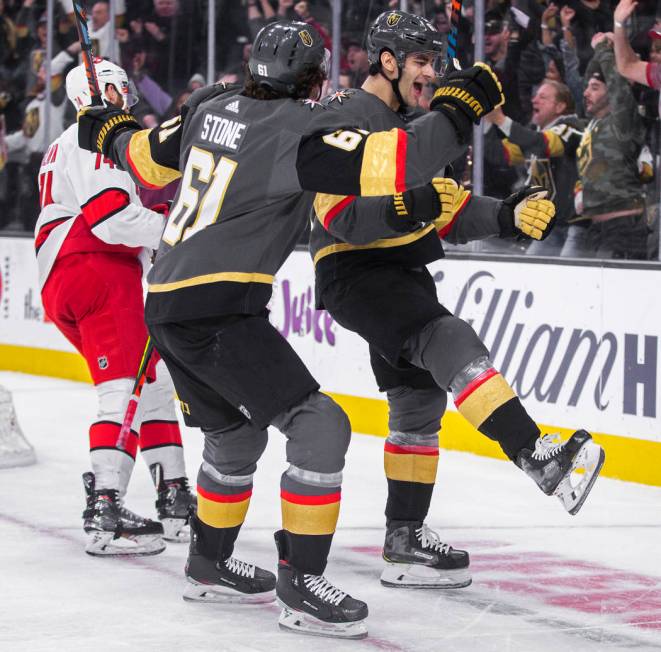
[76,19,504,638]
[310,10,605,591]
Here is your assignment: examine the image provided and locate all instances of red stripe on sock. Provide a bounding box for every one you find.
[454,368,499,407]
[139,420,182,449]
[89,421,138,458]
[280,489,341,505]
[197,485,252,503]
[384,442,439,456]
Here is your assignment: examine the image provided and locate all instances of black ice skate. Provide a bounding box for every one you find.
[516,430,605,515]
[381,521,471,589]
[82,472,165,556]
[274,530,368,639]
[150,462,196,542]
[183,517,275,603]
[276,561,369,639]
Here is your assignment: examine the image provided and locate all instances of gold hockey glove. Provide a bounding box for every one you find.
[78,105,140,157]
[498,186,556,240]
[431,177,471,234]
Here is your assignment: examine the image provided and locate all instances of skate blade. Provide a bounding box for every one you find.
[277,602,368,640]
[161,518,190,543]
[554,440,605,515]
[85,531,166,557]
[183,579,275,604]
[380,562,472,589]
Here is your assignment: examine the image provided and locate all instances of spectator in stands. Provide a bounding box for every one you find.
[485,81,586,256]
[128,0,202,95]
[87,0,118,61]
[612,0,661,88]
[577,33,649,258]
[567,0,614,74]
[346,41,369,88]
[557,5,587,115]
[484,12,533,124]
[3,56,69,231]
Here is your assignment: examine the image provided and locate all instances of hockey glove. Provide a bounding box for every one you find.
[77,105,141,157]
[498,186,556,240]
[431,178,471,236]
[430,63,505,142]
[385,186,441,233]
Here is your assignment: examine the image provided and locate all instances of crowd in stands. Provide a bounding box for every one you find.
[0,0,659,259]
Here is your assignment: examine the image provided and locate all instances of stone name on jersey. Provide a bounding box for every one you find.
[199,112,248,152]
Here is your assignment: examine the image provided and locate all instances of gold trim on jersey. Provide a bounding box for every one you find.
[502,139,525,166]
[128,129,182,188]
[313,193,351,225]
[360,128,400,195]
[543,130,565,157]
[313,224,436,266]
[149,271,274,293]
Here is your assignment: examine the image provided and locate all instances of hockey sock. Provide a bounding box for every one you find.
[190,514,241,561]
[139,420,186,479]
[279,465,342,575]
[383,432,438,524]
[89,421,136,493]
[451,356,540,461]
[195,465,252,560]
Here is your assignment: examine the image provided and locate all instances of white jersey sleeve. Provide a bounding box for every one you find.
[35,124,168,289]
[48,124,166,249]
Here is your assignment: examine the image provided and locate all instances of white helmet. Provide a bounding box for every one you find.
[65,58,138,111]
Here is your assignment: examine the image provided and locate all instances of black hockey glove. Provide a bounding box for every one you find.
[430,63,505,142]
[77,105,141,157]
[498,186,556,240]
[385,185,441,233]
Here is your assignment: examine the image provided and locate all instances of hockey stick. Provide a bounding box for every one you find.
[446,0,463,72]
[116,337,155,451]
[72,2,103,106]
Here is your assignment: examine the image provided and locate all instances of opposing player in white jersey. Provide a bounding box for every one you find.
[34,59,195,556]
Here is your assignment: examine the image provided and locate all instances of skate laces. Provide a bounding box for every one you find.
[416,524,451,555]
[224,557,256,578]
[303,575,346,606]
[165,477,192,494]
[532,434,564,461]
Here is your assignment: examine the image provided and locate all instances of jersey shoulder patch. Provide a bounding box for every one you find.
[323,89,356,106]
[298,98,326,111]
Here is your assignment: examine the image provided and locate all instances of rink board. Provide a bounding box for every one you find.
[1,236,660,486]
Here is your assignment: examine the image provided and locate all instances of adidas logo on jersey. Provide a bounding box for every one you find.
[225,100,240,114]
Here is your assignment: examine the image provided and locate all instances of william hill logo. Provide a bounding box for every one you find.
[387,13,402,27]
[299,30,313,47]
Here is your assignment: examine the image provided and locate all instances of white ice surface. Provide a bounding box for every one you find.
[1,371,660,652]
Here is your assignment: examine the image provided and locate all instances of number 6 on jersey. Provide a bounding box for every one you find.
[162,146,238,245]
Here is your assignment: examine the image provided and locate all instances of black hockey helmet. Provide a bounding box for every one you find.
[366,11,444,67]
[248,20,327,96]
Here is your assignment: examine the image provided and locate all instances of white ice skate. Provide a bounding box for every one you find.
[517,430,605,515]
[82,472,166,556]
[278,599,369,640]
[381,522,471,589]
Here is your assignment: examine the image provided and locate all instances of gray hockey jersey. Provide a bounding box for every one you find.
[308,89,503,300]
[108,83,470,323]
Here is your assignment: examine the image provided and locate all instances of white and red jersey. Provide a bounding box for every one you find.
[34,123,166,290]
